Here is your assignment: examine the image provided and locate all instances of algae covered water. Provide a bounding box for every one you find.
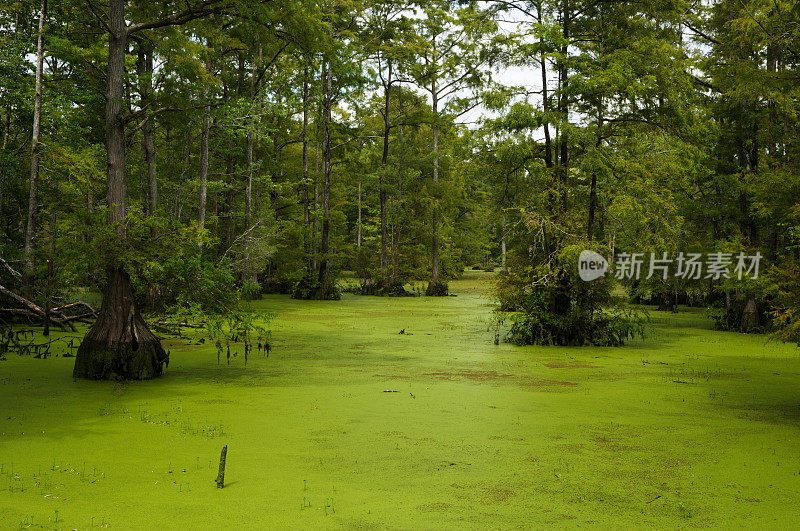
[1,272,798,528]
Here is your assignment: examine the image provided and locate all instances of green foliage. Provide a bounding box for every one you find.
[0,0,798,350]
[425,281,449,297]
[87,215,237,314]
[291,278,341,301]
[498,244,646,347]
[240,279,263,301]
[768,263,800,344]
[205,307,271,351]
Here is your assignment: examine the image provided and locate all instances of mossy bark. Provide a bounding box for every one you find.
[425,281,449,297]
[740,296,758,333]
[73,267,168,380]
[657,291,676,312]
[215,445,227,488]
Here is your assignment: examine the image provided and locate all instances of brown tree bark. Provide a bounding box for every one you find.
[74,0,181,380]
[391,86,404,283]
[315,61,333,299]
[500,211,507,271]
[24,0,46,281]
[740,296,758,333]
[0,108,8,234]
[379,60,392,275]
[556,1,570,212]
[73,267,167,380]
[243,124,252,276]
[302,65,313,274]
[242,45,261,284]
[137,41,157,215]
[198,72,211,244]
[431,83,440,283]
[357,179,362,248]
[219,80,234,255]
[425,67,446,296]
[105,0,127,231]
[537,0,552,169]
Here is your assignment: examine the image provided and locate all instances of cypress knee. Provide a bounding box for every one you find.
[215,445,227,488]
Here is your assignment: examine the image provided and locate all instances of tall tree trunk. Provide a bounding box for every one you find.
[501,210,507,271]
[137,42,157,216]
[357,179,362,249]
[43,209,55,336]
[244,130,253,278]
[302,65,313,275]
[379,61,392,275]
[537,0,552,169]
[391,86,404,283]
[138,43,160,306]
[558,4,569,171]
[587,5,606,242]
[430,80,441,286]
[198,81,210,245]
[313,151,319,275]
[105,1,126,231]
[1,107,10,239]
[316,61,333,298]
[219,81,234,255]
[222,158,234,251]
[587,107,603,241]
[74,0,167,380]
[243,46,259,283]
[557,1,569,212]
[24,0,46,282]
[174,128,191,223]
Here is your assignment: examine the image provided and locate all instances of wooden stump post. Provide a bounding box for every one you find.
[215,445,227,488]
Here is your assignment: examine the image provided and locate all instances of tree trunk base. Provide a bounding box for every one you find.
[73,267,168,380]
[425,281,449,297]
[740,296,758,333]
[73,336,166,380]
[657,294,676,312]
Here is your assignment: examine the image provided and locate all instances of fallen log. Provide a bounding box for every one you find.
[52,302,98,317]
[0,258,21,281]
[0,308,69,331]
[0,283,76,331]
[154,320,205,329]
[0,308,39,317]
[60,312,96,324]
[0,283,46,315]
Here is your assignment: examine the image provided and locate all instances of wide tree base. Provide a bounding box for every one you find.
[291,278,340,301]
[425,281,449,297]
[73,267,168,380]
[358,278,412,297]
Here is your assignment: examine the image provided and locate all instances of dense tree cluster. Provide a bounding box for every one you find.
[484,0,800,344]
[0,0,798,374]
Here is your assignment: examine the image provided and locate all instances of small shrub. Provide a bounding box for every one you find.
[425,281,449,297]
[498,244,646,346]
[291,278,340,300]
[768,262,800,343]
[241,280,263,301]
